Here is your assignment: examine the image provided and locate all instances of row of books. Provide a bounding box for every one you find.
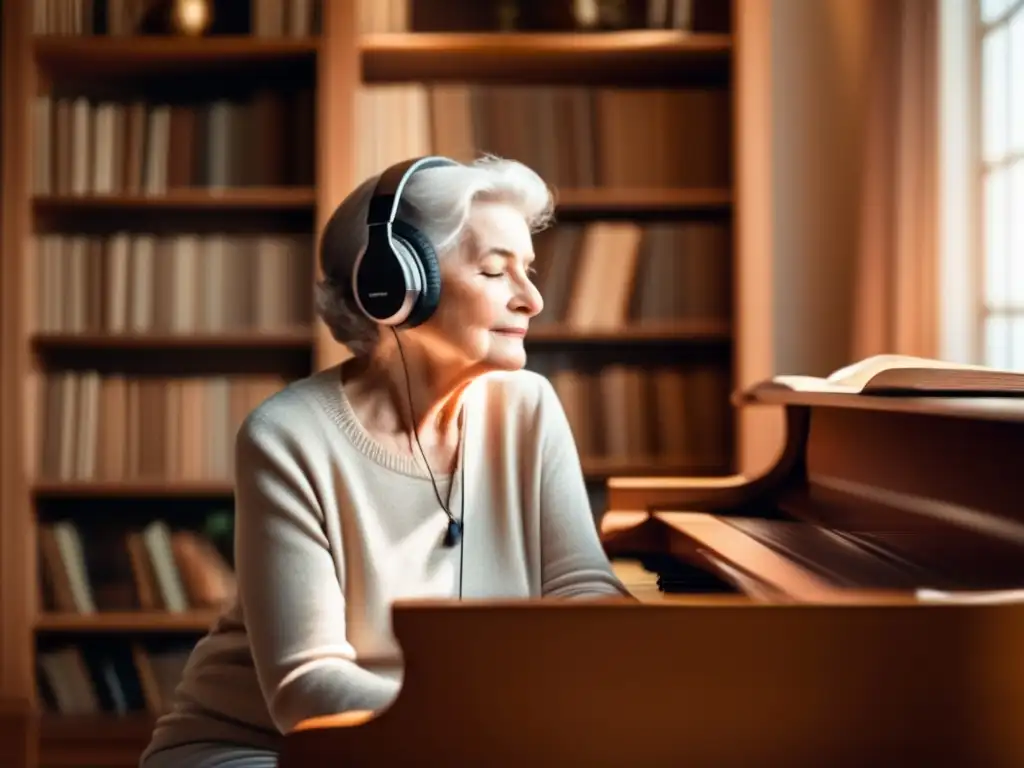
[531,359,733,465]
[360,0,408,33]
[34,233,314,336]
[31,223,726,337]
[532,221,731,330]
[368,0,698,33]
[33,84,727,196]
[38,373,288,482]
[33,0,321,37]
[253,0,321,36]
[36,362,732,482]
[38,640,193,716]
[33,91,316,196]
[38,0,700,38]
[40,517,234,615]
[357,84,731,189]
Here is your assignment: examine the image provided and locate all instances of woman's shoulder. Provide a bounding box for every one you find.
[471,369,560,417]
[238,366,343,443]
[469,372,571,461]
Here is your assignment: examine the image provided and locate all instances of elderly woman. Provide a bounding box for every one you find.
[139,155,629,768]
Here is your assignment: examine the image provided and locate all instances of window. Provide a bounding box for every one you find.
[980,0,1024,367]
[940,0,1024,367]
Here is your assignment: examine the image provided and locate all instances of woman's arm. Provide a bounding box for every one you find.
[234,412,400,734]
[535,379,633,599]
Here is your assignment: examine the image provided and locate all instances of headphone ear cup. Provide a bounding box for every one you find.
[390,219,441,328]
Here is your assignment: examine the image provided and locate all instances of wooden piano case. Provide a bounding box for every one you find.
[604,387,1024,603]
[282,362,1024,766]
[280,598,1024,767]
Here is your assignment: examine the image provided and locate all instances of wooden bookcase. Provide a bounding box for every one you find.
[0,1,775,766]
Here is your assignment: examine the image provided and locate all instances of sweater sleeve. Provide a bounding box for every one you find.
[535,378,633,599]
[234,412,401,734]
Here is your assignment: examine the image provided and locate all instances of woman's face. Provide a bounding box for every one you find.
[415,200,544,371]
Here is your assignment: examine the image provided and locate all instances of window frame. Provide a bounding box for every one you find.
[940,0,1024,366]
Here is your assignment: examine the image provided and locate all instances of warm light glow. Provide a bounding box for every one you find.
[574,0,600,28]
[172,0,213,36]
[979,3,1024,369]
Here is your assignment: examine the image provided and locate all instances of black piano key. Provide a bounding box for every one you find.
[638,554,739,594]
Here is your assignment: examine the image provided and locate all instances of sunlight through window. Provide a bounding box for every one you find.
[981,1,1024,368]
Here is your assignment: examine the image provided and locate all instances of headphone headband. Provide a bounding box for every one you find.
[366,156,459,227]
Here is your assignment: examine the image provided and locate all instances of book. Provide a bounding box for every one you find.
[745,354,1024,397]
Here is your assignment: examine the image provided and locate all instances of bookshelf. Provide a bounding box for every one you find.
[0,1,777,766]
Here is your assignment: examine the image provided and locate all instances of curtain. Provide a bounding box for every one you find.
[851,0,940,359]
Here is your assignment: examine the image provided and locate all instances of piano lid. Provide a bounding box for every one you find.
[281,598,1024,767]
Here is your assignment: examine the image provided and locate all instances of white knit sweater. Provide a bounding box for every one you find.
[142,365,627,759]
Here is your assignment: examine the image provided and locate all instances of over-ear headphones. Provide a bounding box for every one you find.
[352,156,467,597]
[352,156,460,328]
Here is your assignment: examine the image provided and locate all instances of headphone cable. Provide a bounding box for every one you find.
[391,330,466,586]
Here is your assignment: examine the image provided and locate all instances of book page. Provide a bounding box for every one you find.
[760,375,859,394]
[826,354,995,390]
[754,354,1001,395]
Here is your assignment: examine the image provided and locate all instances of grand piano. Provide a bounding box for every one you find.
[280,357,1024,767]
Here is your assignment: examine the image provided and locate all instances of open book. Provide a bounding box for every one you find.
[748,354,1024,396]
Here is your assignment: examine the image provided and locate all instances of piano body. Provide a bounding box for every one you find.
[605,381,1024,605]
[280,373,1024,767]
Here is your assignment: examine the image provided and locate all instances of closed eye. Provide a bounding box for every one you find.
[482,266,534,279]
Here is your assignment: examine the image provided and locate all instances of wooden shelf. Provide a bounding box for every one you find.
[361,31,732,85]
[33,480,234,499]
[554,187,732,216]
[30,325,726,354]
[31,457,721,497]
[33,35,319,77]
[583,457,730,478]
[40,712,157,767]
[31,330,316,352]
[41,712,155,741]
[32,187,317,212]
[527,322,731,345]
[31,331,317,377]
[36,611,217,632]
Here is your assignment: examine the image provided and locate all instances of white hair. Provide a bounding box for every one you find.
[315,155,555,356]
